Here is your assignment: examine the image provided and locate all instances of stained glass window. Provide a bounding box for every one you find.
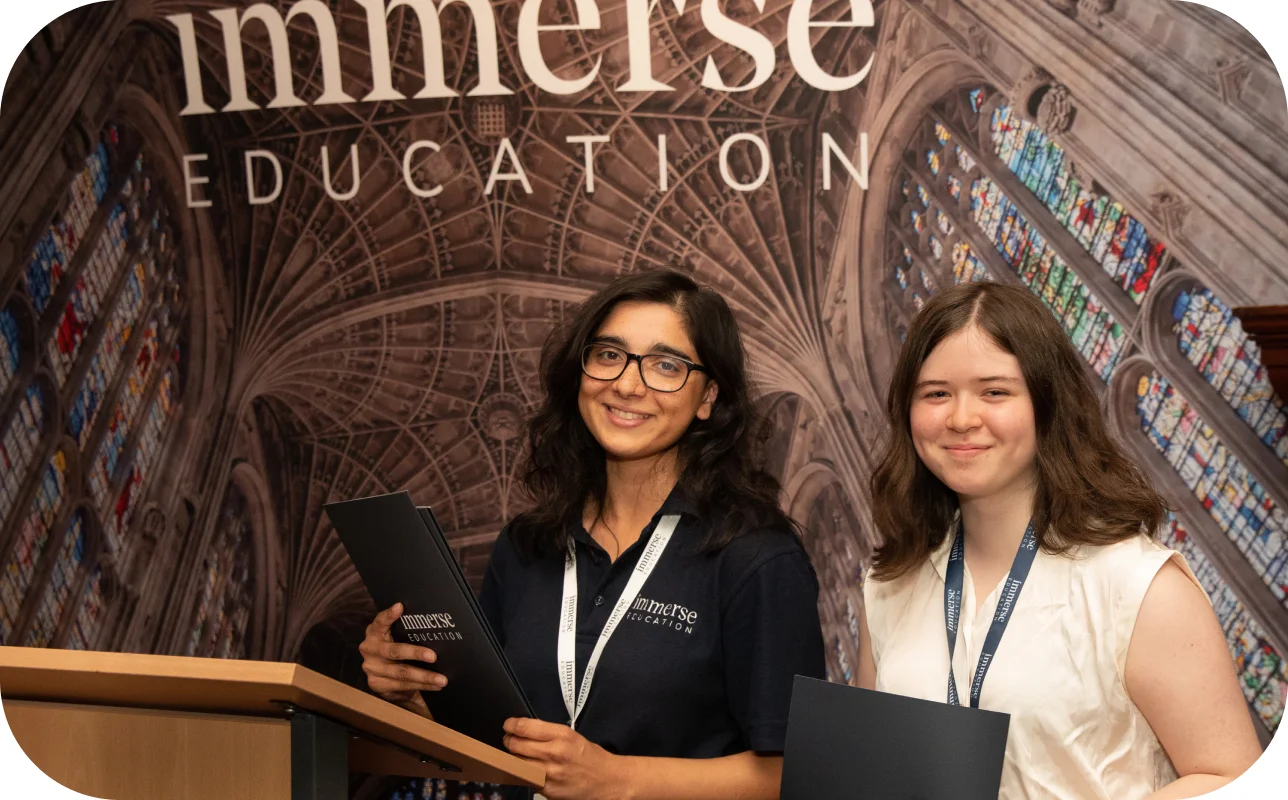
[936,210,954,236]
[987,104,1165,304]
[834,635,853,682]
[47,205,129,388]
[25,510,87,646]
[24,128,116,317]
[66,566,104,650]
[1136,373,1288,606]
[969,174,1126,379]
[1161,515,1285,733]
[889,86,1288,741]
[0,309,19,397]
[87,321,163,510]
[0,385,44,532]
[187,484,254,659]
[67,260,151,449]
[0,119,184,651]
[952,242,989,284]
[1172,288,1288,468]
[104,363,177,556]
[928,235,944,262]
[0,450,65,644]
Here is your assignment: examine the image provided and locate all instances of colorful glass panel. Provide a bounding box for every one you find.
[946,175,962,201]
[1161,515,1284,733]
[0,385,43,532]
[1172,287,1288,468]
[24,131,115,316]
[834,635,853,682]
[104,365,177,554]
[985,103,1164,304]
[936,210,954,236]
[0,450,66,644]
[67,261,151,449]
[25,511,87,646]
[87,320,162,509]
[968,176,1123,379]
[0,309,19,398]
[66,567,104,651]
[951,242,989,284]
[928,235,944,262]
[47,205,129,388]
[187,484,254,659]
[1136,373,1288,606]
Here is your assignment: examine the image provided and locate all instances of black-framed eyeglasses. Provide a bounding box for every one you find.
[580,343,707,393]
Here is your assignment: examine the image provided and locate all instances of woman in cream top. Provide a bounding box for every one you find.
[858,282,1261,800]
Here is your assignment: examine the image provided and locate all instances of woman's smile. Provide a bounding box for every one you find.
[604,403,654,427]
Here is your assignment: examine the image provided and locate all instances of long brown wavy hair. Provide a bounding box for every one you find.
[509,269,797,559]
[869,281,1167,581]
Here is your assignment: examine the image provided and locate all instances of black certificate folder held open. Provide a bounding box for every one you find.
[781,677,1010,800]
[323,491,533,750]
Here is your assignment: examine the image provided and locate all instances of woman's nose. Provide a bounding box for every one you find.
[613,359,648,395]
[946,395,981,431]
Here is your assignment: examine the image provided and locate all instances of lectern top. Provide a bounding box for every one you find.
[0,646,543,787]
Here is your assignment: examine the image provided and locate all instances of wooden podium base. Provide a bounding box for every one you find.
[5,699,293,800]
[0,647,543,800]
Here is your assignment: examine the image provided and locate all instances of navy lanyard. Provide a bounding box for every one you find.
[944,519,1039,707]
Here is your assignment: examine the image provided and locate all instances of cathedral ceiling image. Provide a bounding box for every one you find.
[135,0,879,658]
[3,0,1288,746]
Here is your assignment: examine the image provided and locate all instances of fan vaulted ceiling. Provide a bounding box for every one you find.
[145,0,884,625]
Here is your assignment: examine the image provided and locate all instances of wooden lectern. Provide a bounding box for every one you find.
[0,646,544,800]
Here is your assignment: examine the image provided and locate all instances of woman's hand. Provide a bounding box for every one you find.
[358,602,447,714]
[503,718,628,800]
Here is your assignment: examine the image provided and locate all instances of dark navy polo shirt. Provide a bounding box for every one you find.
[478,487,826,766]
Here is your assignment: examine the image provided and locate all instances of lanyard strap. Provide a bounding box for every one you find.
[944,519,1039,708]
[558,514,680,729]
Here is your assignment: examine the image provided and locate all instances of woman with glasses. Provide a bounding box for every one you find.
[359,269,826,800]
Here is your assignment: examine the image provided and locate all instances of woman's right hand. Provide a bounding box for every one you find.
[359,602,448,713]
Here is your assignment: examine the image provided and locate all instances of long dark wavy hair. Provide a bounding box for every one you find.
[869,281,1167,581]
[509,269,796,558]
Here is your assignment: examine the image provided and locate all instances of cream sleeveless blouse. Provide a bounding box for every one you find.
[863,532,1200,800]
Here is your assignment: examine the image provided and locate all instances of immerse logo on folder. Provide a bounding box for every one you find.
[324,491,533,750]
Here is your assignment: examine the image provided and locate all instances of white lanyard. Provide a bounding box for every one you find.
[557,514,680,729]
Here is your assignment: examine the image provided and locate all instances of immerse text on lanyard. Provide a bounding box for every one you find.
[557,514,681,729]
[944,518,1039,707]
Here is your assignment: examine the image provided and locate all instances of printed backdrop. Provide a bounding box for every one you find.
[0,1,1286,795]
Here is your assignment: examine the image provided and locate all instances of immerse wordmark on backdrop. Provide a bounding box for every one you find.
[0,0,1285,795]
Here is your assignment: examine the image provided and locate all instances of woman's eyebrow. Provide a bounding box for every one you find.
[593,335,695,361]
[650,343,695,360]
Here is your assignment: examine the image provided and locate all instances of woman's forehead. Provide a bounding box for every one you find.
[918,326,1022,377]
[595,301,695,351]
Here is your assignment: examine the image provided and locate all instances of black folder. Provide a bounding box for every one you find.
[323,491,533,750]
[781,676,1010,800]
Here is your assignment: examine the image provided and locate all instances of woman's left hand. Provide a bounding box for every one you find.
[502,718,629,800]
